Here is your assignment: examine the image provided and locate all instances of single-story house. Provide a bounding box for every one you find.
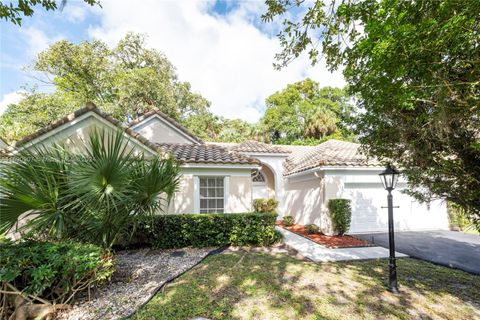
[3,103,449,234]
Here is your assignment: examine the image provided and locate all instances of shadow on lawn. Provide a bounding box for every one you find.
[320,258,480,319]
[134,247,480,320]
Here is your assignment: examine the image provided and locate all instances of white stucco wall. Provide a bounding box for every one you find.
[131,115,197,144]
[17,113,156,157]
[283,173,323,226]
[174,167,253,214]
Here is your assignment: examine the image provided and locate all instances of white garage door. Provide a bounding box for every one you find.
[342,182,447,234]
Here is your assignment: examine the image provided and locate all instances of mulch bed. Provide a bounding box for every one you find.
[277,221,372,248]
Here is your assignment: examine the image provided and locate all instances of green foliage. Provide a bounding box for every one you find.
[282,215,294,227]
[448,202,475,232]
[328,199,352,235]
[0,0,100,25]
[253,198,279,213]
[0,129,180,248]
[0,33,210,143]
[263,0,480,231]
[216,118,260,143]
[261,79,354,144]
[305,224,319,234]
[0,239,114,304]
[128,212,281,249]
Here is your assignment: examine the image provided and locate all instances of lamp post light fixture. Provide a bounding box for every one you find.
[379,163,401,293]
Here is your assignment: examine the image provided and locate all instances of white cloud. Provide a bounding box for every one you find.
[0,91,25,115]
[20,27,58,58]
[87,0,345,122]
[62,3,88,23]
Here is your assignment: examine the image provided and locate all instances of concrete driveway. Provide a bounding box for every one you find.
[354,230,480,275]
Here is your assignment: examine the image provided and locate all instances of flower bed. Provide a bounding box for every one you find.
[277,221,372,248]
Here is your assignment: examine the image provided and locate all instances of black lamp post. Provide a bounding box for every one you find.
[379,163,401,293]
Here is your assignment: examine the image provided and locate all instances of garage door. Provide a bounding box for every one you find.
[343,183,387,233]
[343,183,420,233]
[343,182,448,233]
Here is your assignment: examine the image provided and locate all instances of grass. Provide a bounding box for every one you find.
[134,248,480,320]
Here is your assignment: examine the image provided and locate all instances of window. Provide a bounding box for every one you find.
[252,170,266,183]
[199,177,224,213]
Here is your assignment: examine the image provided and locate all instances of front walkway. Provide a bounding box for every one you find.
[277,227,408,262]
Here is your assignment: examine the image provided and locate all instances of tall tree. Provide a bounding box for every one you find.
[0,33,211,143]
[263,0,480,229]
[261,78,354,144]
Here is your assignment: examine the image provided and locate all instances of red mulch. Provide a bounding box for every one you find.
[277,221,372,248]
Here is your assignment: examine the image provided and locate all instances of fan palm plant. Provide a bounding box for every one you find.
[0,129,180,248]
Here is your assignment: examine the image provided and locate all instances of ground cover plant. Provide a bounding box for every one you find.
[282,215,294,226]
[0,239,114,319]
[134,250,480,320]
[305,224,319,234]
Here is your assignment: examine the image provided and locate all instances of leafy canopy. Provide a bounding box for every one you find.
[0,33,211,143]
[263,0,480,230]
[261,78,354,144]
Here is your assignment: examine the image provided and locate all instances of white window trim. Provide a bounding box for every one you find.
[193,176,229,214]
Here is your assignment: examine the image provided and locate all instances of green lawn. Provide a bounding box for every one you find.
[134,248,480,320]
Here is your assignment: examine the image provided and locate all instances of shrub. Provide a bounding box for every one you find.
[128,212,282,249]
[283,215,294,226]
[328,199,352,235]
[0,240,114,306]
[448,202,473,231]
[0,129,180,248]
[305,224,319,234]
[253,198,279,213]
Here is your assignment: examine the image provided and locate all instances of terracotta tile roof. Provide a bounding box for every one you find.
[157,143,260,165]
[11,103,164,154]
[127,109,203,144]
[229,140,291,154]
[284,139,380,176]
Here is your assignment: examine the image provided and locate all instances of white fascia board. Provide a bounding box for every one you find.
[180,165,257,177]
[321,166,385,171]
[130,114,199,144]
[14,111,93,152]
[286,172,321,183]
[284,165,386,179]
[241,152,291,158]
[180,163,260,170]
[284,167,322,179]
[13,112,157,156]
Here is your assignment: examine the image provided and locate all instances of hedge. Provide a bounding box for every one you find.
[328,199,352,235]
[127,212,282,249]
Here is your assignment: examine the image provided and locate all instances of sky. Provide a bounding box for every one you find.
[0,0,345,122]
